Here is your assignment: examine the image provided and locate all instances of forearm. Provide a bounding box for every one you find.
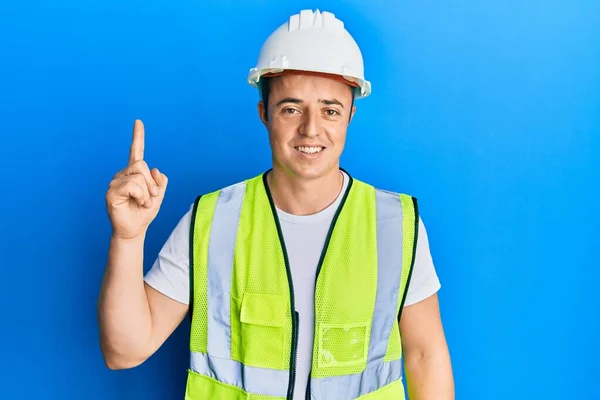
[98,234,152,369]
[404,347,454,400]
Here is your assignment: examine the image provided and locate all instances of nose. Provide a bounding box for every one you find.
[298,111,321,138]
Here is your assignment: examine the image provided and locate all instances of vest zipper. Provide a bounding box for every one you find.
[281,249,299,400]
[305,374,311,400]
[288,311,299,400]
[279,224,299,400]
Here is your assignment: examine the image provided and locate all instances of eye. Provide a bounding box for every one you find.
[325,109,340,116]
[283,107,299,114]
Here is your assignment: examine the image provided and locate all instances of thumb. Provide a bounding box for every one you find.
[151,168,168,195]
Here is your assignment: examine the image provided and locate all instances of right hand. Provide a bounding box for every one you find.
[106,119,169,240]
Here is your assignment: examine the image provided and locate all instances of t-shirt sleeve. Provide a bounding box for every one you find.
[403,217,441,307]
[143,204,194,305]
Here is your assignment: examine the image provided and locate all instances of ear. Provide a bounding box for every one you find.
[258,100,268,126]
[348,105,357,125]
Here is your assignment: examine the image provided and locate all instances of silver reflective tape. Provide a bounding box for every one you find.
[207,182,246,359]
[369,190,404,363]
[190,351,289,397]
[310,359,402,399]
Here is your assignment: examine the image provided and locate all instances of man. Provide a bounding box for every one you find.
[98,9,454,400]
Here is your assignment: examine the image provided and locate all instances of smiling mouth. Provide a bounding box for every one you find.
[295,146,324,155]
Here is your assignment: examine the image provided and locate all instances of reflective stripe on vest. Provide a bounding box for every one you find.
[190,350,288,397]
[186,171,418,400]
[206,181,246,360]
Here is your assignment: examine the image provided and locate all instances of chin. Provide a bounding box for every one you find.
[274,151,339,181]
[289,163,336,181]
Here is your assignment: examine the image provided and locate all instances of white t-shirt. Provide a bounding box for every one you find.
[144,171,441,399]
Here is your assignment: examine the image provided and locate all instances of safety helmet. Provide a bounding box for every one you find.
[247,9,371,98]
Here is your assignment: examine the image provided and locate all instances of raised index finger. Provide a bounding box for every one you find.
[129,119,145,164]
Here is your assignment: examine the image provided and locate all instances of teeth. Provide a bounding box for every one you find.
[297,146,323,154]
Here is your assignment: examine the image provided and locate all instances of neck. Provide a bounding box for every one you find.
[267,166,344,216]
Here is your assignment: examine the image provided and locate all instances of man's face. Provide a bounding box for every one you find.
[259,74,356,181]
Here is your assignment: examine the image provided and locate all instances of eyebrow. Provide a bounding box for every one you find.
[319,98,344,108]
[275,98,303,108]
[274,98,345,108]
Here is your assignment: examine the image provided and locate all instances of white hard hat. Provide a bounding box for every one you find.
[248,9,371,98]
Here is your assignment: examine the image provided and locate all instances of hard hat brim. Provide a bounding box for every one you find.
[248,68,371,99]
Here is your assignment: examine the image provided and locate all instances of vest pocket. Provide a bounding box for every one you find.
[240,292,286,327]
[318,322,369,368]
[185,369,248,400]
[357,379,405,399]
[239,292,287,369]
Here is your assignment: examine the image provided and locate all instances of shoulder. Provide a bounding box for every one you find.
[191,173,263,210]
[348,172,417,200]
[350,175,419,213]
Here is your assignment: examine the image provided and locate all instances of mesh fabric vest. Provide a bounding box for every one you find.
[185,171,418,400]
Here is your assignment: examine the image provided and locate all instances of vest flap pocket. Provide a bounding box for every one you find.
[240,292,286,327]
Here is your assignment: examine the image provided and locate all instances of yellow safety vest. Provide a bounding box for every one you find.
[185,170,418,400]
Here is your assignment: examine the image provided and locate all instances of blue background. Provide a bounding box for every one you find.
[0,0,598,399]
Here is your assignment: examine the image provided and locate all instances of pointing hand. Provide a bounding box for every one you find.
[106,120,168,240]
